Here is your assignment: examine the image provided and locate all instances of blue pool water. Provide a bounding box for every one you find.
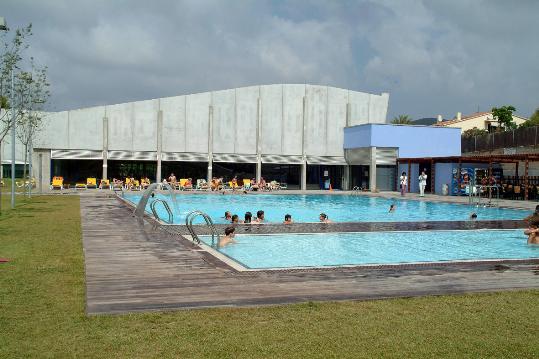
[124,193,528,224]
[200,230,539,269]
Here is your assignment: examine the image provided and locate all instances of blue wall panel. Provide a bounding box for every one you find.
[344,124,461,158]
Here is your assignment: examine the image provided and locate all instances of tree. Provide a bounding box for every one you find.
[519,107,539,128]
[491,105,517,130]
[462,127,488,138]
[391,115,413,124]
[14,60,50,182]
[0,24,32,213]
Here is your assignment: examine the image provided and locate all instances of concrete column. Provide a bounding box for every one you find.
[256,156,262,182]
[343,165,351,190]
[255,97,261,183]
[369,146,377,192]
[207,105,213,183]
[102,117,108,179]
[300,96,307,191]
[301,159,307,191]
[32,149,50,192]
[156,110,163,182]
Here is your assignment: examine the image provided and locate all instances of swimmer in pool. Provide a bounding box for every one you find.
[319,213,332,223]
[284,214,293,224]
[470,212,477,220]
[219,226,237,248]
[389,204,396,213]
[524,224,539,244]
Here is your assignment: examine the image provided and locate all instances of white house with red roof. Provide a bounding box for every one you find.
[435,111,528,133]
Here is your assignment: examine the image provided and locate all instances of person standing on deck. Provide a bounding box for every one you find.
[419,170,428,197]
[400,172,408,196]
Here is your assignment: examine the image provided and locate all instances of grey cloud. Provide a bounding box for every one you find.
[1,0,538,119]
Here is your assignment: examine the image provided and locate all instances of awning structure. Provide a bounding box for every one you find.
[51,149,103,160]
[161,152,208,162]
[307,155,347,165]
[261,154,303,164]
[213,153,258,163]
[108,151,157,161]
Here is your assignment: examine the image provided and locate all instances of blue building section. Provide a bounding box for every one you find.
[344,124,461,158]
[344,124,463,194]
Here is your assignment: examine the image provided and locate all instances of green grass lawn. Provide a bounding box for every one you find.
[0,195,538,358]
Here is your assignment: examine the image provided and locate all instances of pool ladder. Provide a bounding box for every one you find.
[150,199,174,224]
[185,210,219,248]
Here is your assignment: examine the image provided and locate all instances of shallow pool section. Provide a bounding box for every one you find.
[200,230,539,269]
[124,193,528,224]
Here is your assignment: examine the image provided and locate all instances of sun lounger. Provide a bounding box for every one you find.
[131,180,141,191]
[86,178,97,189]
[141,179,150,189]
[179,178,189,190]
[196,179,209,190]
[51,176,64,190]
[99,179,111,190]
[111,181,123,190]
[75,181,87,189]
[123,178,132,190]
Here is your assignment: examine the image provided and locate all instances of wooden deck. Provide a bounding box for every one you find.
[81,194,539,315]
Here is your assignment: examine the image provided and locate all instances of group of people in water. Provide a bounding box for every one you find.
[218,211,332,247]
[222,210,332,225]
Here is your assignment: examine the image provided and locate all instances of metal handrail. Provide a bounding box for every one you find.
[470,184,500,207]
[150,199,174,224]
[185,210,219,248]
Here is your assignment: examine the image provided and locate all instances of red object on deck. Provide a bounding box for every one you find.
[0,258,9,263]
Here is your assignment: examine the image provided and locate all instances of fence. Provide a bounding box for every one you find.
[462,126,539,153]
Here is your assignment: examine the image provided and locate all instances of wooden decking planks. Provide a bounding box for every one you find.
[80,194,539,315]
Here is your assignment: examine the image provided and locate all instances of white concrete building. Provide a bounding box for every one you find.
[1,84,390,190]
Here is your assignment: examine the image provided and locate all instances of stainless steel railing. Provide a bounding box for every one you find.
[185,210,219,248]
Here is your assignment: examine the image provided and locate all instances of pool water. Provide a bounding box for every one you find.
[124,193,528,224]
[200,230,539,269]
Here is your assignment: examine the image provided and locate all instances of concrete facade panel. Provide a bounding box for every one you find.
[212,89,236,153]
[107,103,134,151]
[349,91,370,125]
[326,87,348,156]
[68,106,104,150]
[160,96,186,153]
[260,85,283,154]
[36,111,68,149]
[282,84,304,155]
[185,92,210,153]
[234,86,258,154]
[132,99,158,151]
[304,85,328,155]
[368,93,389,124]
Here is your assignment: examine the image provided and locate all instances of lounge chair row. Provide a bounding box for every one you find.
[49,177,288,191]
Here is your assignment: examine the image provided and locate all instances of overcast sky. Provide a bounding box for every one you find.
[2,0,538,120]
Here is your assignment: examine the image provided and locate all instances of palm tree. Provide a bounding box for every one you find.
[391,115,413,124]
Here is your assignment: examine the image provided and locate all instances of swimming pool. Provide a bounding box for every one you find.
[124,193,528,224]
[200,230,539,269]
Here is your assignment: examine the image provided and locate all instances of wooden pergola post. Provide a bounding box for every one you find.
[407,161,411,193]
[430,159,435,194]
[524,157,529,200]
[515,161,519,183]
[458,158,462,196]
